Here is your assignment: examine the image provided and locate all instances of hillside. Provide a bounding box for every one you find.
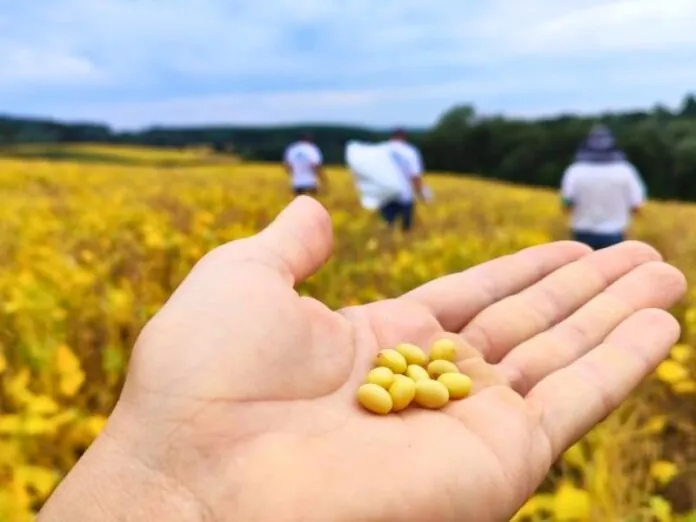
[1,146,696,520]
[0,143,235,166]
[2,91,696,203]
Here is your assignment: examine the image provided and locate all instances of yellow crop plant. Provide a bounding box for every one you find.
[1,145,696,521]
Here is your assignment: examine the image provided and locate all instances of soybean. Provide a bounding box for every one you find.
[394,343,429,367]
[358,340,474,414]
[414,379,450,409]
[389,375,416,412]
[374,349,408,374]
[365,367,395,389]
[430,339,457,362]
[406,364,430,382]
[357,383,393,415]
[427,359,460,379]
[438,373,473,400]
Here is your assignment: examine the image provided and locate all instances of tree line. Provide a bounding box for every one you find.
[2,93,696,202]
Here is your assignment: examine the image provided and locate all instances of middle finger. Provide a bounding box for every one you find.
[459,241,661,362]
[497,260,686,395]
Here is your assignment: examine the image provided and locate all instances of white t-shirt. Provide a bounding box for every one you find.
[283,141,323,188]
[387,139,423,203]
[560,161,646,233]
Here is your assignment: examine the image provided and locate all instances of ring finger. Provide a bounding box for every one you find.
[497,261,686,395]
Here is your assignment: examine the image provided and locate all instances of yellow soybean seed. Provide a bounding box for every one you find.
[357,383,393,415]
[406,364,431,382]
[374,349,408,374]
[414,379,450,409]
[430,339,458,362]
[438,373,473,400]
[393,374,412,385]
[389,375,416,412]
[394,343,429,366]
[427,359,461,379]
[365,367,395,389]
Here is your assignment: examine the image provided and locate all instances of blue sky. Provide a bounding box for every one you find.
[2,0,696,130]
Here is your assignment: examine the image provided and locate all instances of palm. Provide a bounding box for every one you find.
[107,197,685,522]
[323,299,540,522]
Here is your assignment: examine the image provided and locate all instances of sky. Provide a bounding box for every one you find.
[2,0,696,130]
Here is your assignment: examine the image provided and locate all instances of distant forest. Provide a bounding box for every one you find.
[2,93,696,201]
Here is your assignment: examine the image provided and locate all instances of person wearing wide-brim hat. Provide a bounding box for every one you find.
[560,124,647,250]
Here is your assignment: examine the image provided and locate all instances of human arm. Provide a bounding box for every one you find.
[411,176,425,202]
[626,166,647,215]
[312,147,328,188]
[37,197,686,522]
[560,166,576,213]
[409,147,426,201]
[283,147,292,177]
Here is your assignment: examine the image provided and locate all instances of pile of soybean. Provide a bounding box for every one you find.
[357,339,473,415]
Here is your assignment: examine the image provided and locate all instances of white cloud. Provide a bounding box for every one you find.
[520,0,696,55]
[0,43,103,85]
[1,0,695,126]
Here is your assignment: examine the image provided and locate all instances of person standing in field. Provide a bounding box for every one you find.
[560,124,647,250]
[379,128,427,232]
[283,133,327,196]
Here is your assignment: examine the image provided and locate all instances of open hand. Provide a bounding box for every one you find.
[39,196,686,522]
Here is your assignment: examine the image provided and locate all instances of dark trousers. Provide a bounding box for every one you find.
[379,200,414,231]
[293,185,318,196]
[572,230,625,250]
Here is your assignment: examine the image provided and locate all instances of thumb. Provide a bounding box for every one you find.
[203,195,334,287]
[252,195,334,285]
[121,196,338,403]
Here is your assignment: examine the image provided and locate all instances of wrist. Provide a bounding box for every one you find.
[38,424,208,522]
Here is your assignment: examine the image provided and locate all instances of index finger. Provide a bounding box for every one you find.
[402,241,592,332]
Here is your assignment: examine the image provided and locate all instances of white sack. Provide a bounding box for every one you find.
[345,140,404,210]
